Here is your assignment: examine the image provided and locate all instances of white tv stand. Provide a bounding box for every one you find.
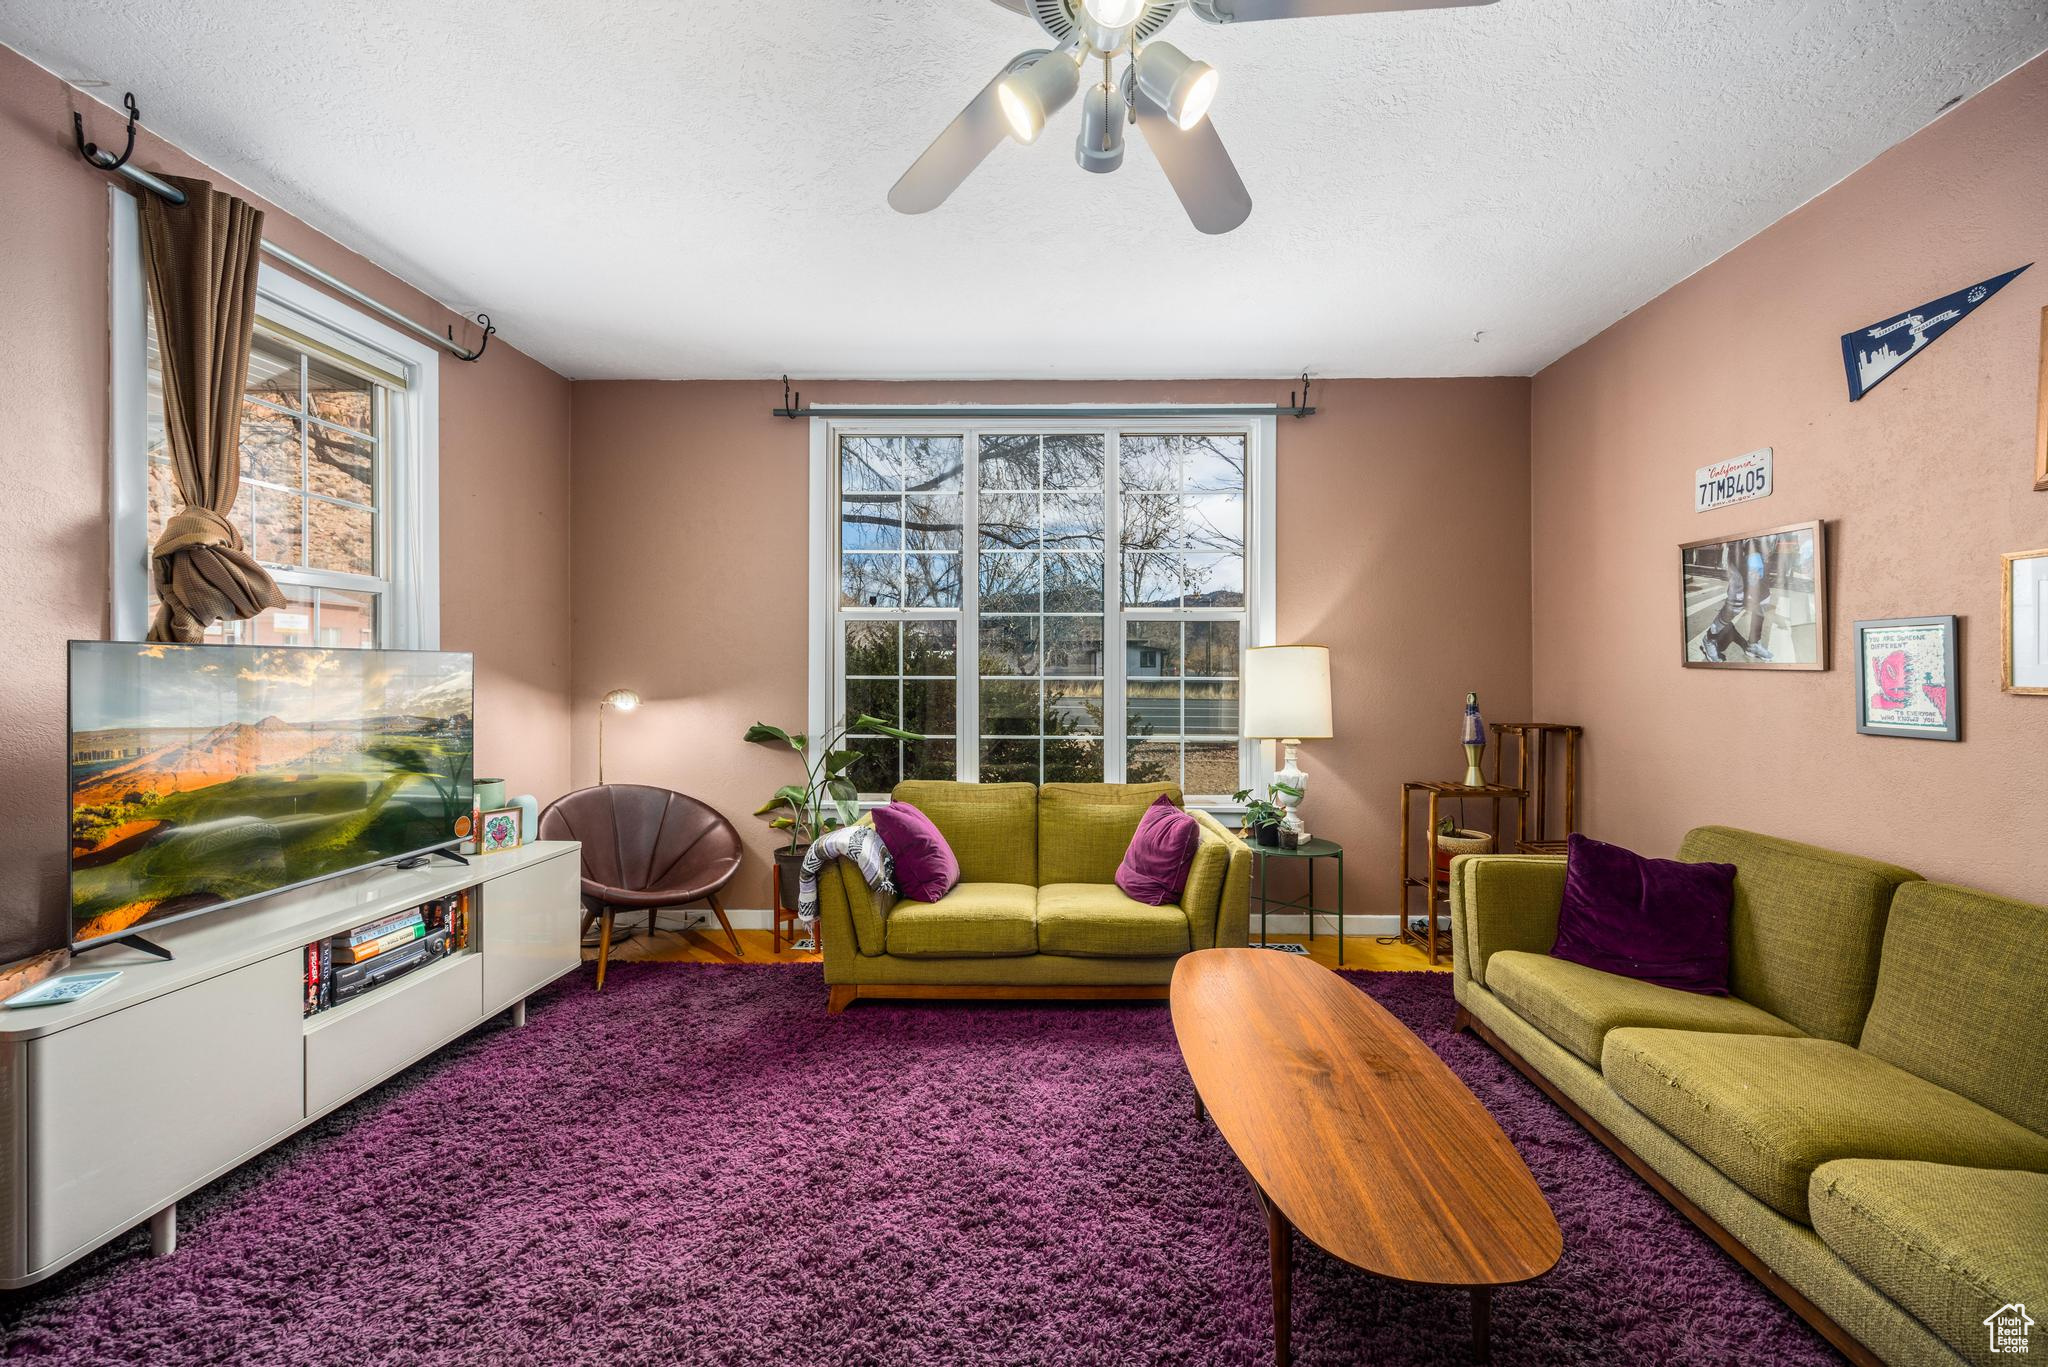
[0,840,581,1287]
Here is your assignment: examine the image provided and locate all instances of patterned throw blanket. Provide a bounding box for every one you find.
[797,825,894,931]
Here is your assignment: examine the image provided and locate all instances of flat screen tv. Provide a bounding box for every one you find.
[69,642,475,951]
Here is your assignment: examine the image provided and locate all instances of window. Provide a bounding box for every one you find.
[144,320,390,647]
[815,418,1274,805]
[109,188,439,648]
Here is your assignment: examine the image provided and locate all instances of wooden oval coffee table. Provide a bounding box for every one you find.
[1171,949,1561,1365]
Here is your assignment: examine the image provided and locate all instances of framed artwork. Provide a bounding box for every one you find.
[477,806,523,855]
[1854,616,1960,740]
[2005,548,2048,694]
[1680,520,1828,669]
[2035,307,2047,491]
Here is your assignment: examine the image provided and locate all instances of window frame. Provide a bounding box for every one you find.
[808,410,1278,811]
[107,187,441,648]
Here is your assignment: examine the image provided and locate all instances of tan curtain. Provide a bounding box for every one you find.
[141,175,285,642]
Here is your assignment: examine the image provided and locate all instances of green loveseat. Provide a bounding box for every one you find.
[1451,827,2048,1367]
[816,781,1252,1013]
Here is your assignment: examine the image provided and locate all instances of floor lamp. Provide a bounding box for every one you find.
[597,689,640,785]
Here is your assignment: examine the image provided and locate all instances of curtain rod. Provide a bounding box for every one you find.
[75,95,494,363]
[773,375,1316,421]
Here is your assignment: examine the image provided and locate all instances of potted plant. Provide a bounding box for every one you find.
[745,714,921,908]
[1433,815,1495,887]
[1232,788,1287,848]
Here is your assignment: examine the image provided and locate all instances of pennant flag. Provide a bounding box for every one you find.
[1841,264,2030,401]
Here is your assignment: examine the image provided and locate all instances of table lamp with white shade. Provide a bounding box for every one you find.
[1243,645,1333,839]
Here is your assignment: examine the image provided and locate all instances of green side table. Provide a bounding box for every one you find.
[1251,837,1347,963]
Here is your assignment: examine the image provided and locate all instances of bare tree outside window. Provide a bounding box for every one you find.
[145,318,390,648]
[836,427,1250,797]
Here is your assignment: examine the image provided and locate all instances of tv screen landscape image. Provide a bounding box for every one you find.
[69,642,475,949]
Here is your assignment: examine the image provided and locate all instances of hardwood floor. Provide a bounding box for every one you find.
[583,915,1450,972]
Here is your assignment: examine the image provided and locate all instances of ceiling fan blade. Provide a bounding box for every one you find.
[889,55,1040,215]
[1132,90,1252,235]
[1194,0,1495,21]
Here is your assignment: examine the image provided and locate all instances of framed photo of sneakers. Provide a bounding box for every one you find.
[1854,616,1960,740]
[1679,520,1829,670]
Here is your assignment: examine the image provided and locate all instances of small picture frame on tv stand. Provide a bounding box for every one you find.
[476,807,523,855]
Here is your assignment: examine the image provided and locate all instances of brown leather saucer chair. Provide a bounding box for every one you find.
[539,784,744,990]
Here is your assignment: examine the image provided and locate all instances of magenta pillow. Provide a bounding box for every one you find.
[869,802,959,903]
[1115,795,1201,906]
[1550,833,1737,995]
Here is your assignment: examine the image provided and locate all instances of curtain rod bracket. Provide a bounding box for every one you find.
[1287,371,1313,418]
[776,374,802,419]
[73,91,141,174]
[449,313,495,363]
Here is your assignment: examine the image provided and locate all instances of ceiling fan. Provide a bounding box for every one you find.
[889,0,1497,235]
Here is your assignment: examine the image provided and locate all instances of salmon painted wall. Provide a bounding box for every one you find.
[1529,53,2048,898]
[570,378,1532,914]
[0,48,575,960]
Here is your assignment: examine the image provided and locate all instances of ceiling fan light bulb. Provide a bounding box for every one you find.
[1135,40,1219,131]
[997,80,1043,143]
[997,49,1081,145]
[1081,0,1147,27]
[1176,63,1219,129]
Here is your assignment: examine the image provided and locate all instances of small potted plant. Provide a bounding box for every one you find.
[1433,815,1495,886]
[1232,788,1287,848]
[745,714,921,908]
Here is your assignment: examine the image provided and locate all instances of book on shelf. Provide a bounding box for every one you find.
[339,909,425,949]
[331,922,427,965]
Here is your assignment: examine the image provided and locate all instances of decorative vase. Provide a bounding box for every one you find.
[475,778,508,813]
[510,794,540,845]
[1460,693,1487,787]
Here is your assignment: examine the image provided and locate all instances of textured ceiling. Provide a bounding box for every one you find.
[6,1,2045,380]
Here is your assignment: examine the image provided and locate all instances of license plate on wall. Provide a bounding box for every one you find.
[1695,447,1773,513]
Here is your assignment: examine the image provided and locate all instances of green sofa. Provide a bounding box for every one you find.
[1451,827,2048,1367]
[816,781,1252,1013]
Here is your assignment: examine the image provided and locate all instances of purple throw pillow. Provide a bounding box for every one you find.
[1116,794,1201,906]
[1550,833,1737,995]
[869,802,959,903]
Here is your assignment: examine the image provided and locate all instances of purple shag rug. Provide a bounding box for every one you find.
[0,963,1843,1366]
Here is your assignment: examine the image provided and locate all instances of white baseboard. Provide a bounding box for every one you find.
[626,908,1438,940]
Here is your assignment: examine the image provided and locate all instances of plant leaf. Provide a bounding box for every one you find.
[769,815,796,830]
[744,722,810,752]
[823,749,861,775]
[850,714,920,741]
[752,784,811,817]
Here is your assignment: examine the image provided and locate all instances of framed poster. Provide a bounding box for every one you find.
[1854,616,1959,740]
[1680,520,1828,669]
[2036,307,2047,491]
[2005,548,2048,695]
